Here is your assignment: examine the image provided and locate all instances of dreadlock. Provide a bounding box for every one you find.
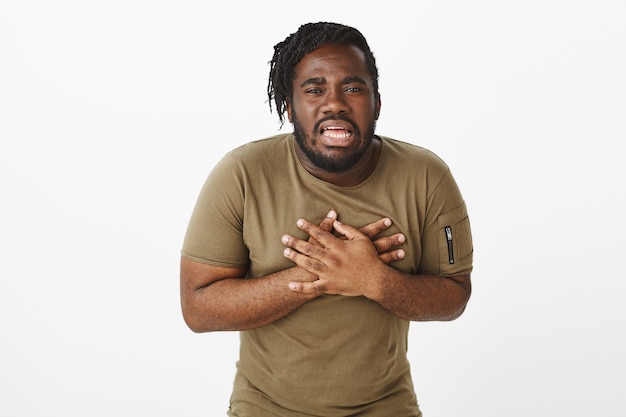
[267,22,380,127]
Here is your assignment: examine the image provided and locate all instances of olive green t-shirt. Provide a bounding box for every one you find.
[182,134,473,416]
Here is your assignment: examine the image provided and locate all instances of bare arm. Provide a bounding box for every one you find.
[180,258,319,332]
[180,211,406,332]
[282,218,471,321]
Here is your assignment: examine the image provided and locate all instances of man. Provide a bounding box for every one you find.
[180,22,473,417]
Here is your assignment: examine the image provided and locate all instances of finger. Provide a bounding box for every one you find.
[332,220,369,241]
[372,233,406,254]
[378,249,406,265]
[283,246,326,273]
[317,209,337,232]
[282,233,325,256]
[310,210,337,246]
[296,218,340,248]
[288,280,326,294]
[359,217,392,239]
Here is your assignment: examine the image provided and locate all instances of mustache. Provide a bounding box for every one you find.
[313,115,359,134]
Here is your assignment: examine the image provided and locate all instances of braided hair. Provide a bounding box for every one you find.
[267,22,380,127]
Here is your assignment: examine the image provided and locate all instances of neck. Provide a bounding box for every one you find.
[295,136,382,187]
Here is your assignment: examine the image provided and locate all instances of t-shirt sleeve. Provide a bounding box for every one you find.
[180,153,250,267]
[418,168,474,276]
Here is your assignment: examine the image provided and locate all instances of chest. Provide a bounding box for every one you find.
[241,177,422,278]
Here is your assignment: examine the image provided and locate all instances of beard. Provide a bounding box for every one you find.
[292,110,377,173]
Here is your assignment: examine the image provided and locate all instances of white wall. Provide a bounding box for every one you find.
[1,1,624,416]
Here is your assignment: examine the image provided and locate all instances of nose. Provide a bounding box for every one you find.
[321,88,349,115]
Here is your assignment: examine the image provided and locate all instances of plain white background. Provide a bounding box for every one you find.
[1,1,625,416]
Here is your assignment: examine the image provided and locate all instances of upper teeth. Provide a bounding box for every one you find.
[323,128,351,139]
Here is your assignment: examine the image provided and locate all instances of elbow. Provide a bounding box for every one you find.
[436,299,469,322]
[444,275,472,321]
[183,317,208,334]
[182,310,226,333]
[444,300,469,321]
[181,307,210,333]
[180,297,221,333]
[181,294,241,333]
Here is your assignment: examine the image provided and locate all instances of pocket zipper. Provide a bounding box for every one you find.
[445,226,454,264]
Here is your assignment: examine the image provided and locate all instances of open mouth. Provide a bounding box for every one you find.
[320,126,353,140]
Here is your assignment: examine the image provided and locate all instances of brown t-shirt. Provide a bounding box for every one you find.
[182,134,473,416]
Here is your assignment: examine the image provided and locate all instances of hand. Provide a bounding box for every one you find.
[281,218,404,297]
[309,210,337,247]
[315,210,406,263]
[358,216,406,264]
[286,210,339,287]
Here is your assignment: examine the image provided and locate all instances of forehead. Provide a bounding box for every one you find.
[294,43,369,80]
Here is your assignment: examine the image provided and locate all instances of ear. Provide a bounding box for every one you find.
[286,99,293,123]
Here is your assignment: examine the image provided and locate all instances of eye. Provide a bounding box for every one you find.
[305,87,323,94]
[345,86,362,93]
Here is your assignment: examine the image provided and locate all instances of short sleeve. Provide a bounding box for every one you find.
[437,202,473,276]
[417,168,474,277]
[181,153,250,267]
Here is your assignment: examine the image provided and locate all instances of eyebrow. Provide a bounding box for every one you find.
[300,76,367,88]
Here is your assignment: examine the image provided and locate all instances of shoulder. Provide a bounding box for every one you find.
[378,135,450,172]
[227,133,292,161]
[209,133,292,178]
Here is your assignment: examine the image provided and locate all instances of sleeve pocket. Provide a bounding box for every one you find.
[437,203,474,276]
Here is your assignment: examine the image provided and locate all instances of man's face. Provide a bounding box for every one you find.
[286,43,381,173]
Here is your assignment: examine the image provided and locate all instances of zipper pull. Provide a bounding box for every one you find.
[445,226,454,264]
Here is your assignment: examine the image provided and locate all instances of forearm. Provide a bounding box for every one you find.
[182,267,319,332]
[281,218,471,320]
[371,267,471,321]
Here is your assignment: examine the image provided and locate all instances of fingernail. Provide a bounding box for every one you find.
[398,234,406,243]
[327,209,336,218]
[297,219,304,227]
